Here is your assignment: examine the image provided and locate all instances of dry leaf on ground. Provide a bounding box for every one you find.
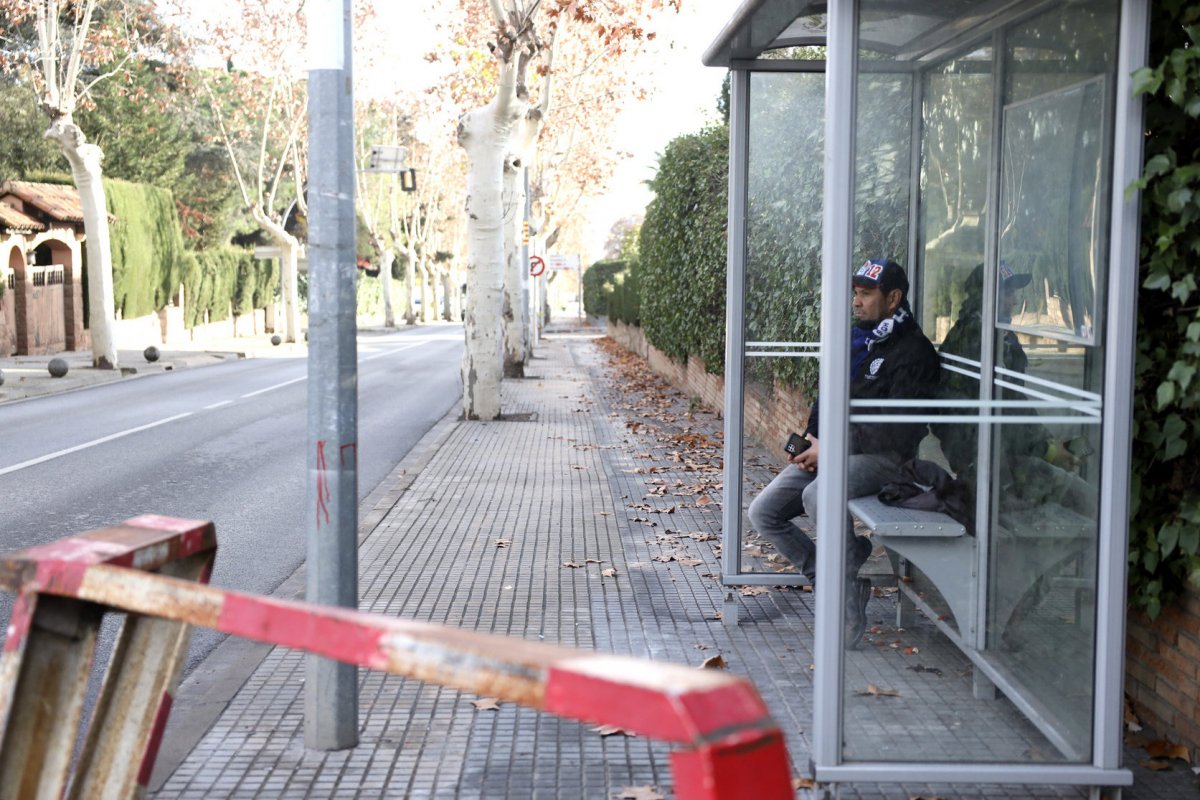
[858,684,902,698]
[591,724,634,737]
[586,558,604,564]
[678,558,704,567]
[700,654,727,669]
[601,568,618,577]
[740,586,769,596]
[1140,758,1171,771]
[652,554,675,563]
[614,787,664,800]
[471,697,501,711]
[1145,739,1191,761]
[793,777,817,790]
[562,561,583,568]
[494,539,511,548]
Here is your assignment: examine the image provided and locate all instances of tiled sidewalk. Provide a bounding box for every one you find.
[151,330,1198,799]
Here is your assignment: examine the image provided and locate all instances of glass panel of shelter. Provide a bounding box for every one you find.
[736,57,826,587]
[838,0,1118,766]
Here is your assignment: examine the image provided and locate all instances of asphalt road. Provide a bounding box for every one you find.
[0,326,463,671]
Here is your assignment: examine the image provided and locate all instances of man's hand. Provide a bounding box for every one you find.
[791,436,819,473]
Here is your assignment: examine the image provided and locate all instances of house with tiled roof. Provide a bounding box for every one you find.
[0,180,90,355]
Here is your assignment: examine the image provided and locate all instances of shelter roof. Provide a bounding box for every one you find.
[703,0,1029,66]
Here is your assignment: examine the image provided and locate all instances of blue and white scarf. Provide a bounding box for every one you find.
[850,300,911,377]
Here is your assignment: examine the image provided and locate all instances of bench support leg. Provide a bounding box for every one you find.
[893,557,916,628]
[1088,787,1121,800]
[972,666,998,700]
[722,590,740,628]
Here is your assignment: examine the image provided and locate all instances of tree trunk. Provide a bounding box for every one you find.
[255,211,301,342]
[501,156,527,378]
[377,241,395,328]
[46,117,118,369]
[440,268,453,321]
[403,246,417,325]
[458,102,520,420]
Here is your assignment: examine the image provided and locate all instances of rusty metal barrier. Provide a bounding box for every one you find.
[0,516,793,799]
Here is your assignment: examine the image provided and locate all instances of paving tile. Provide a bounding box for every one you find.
[151,328,1199,800]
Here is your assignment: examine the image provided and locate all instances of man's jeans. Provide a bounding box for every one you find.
[746,453,902,582]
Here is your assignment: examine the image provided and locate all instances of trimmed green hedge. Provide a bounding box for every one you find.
[105,179,190,319]
[582,259,626,317]
[183,248,275,328]
[638,126,729,370]
[607,262,641,326]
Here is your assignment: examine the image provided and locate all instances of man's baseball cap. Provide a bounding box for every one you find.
[998,261,1032,289]
[852,258,909,296]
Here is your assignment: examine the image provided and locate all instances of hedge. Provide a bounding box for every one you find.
[607,261,641,326]
[105,178,190,319]
[637,126,729,370]
[183,248,275,328]
[582,259,626,317]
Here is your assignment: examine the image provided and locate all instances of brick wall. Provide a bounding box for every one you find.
[609,318,1200,754]
[607,319,810,458]
[1125,590,1200,752]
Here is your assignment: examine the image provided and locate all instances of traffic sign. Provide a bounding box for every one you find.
[529,256,546,277]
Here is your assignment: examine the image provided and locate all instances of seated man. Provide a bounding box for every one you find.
[748,259,940,648]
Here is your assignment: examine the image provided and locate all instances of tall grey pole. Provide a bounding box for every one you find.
[305,0,358,750]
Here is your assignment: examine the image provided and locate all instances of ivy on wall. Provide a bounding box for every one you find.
[1127,1,1200,617]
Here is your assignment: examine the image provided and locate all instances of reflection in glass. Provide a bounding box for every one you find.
[738,71,825,577]
[999,78,1107,344]
[918,49,993,344]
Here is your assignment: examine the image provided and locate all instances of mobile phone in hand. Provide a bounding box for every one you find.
[785,432,810,457]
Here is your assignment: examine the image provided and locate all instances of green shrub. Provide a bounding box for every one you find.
[607,262,642,326]
[583,259,626,317]
[638,126,729,370]
[184,248,266,327]
[105,179,190,319]
[1127,1,1200,617]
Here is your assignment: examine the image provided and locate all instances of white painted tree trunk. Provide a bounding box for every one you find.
[458,93,523,420]
[418,260,434,323]
[403,245,417,325]
[440,268,453,321]
[46,117,118,369]
[255,211,301,342]
[500,157,529,377]
[377,239,395,328]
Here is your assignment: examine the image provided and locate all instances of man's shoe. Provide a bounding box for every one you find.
[844,577,872,650]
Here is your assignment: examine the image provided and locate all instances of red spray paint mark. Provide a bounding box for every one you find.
[316,440,331,528]
[340,442,357,467]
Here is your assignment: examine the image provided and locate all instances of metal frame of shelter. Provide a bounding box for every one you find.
[706,0,1148,794]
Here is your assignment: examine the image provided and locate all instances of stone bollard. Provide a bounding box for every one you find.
[144,346,160,362]
[48,358,68,378]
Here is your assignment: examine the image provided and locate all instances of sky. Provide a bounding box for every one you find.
[584,3,733,259]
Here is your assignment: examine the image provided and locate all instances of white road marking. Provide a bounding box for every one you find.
[0,412,194,477]
[241,376,307,398]
[204,400,234,410]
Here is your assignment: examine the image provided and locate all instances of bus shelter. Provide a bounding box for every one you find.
[706,0,1147,794]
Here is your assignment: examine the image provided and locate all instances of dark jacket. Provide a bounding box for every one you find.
[805,317,940,461]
